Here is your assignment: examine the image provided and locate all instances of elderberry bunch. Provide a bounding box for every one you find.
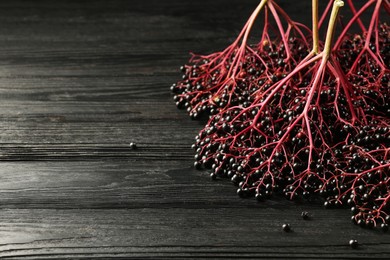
[171,0,390,229]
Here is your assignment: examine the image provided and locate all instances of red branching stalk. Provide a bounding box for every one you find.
[335,0,389,71]
[197,0,348,189]
[346,0,367,31]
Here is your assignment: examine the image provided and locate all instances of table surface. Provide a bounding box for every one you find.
[0,0,389,259]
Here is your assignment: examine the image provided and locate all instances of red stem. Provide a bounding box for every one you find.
[347,0,366,32]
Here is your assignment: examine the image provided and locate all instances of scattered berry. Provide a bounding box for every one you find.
[282,223,291,232]
[349,239,359,249]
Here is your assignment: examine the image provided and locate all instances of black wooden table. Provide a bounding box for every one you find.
[0,1,389,259]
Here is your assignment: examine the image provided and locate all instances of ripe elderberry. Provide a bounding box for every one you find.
[282,223,291,232]
[349,239,359,249]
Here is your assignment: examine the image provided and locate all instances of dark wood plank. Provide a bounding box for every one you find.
[0,0,388,259]
[0,208,389,259]
[0,161,389,259]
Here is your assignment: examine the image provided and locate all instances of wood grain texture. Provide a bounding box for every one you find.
[0,0,389,259]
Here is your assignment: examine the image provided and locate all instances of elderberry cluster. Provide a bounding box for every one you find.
[171,1,390,230]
